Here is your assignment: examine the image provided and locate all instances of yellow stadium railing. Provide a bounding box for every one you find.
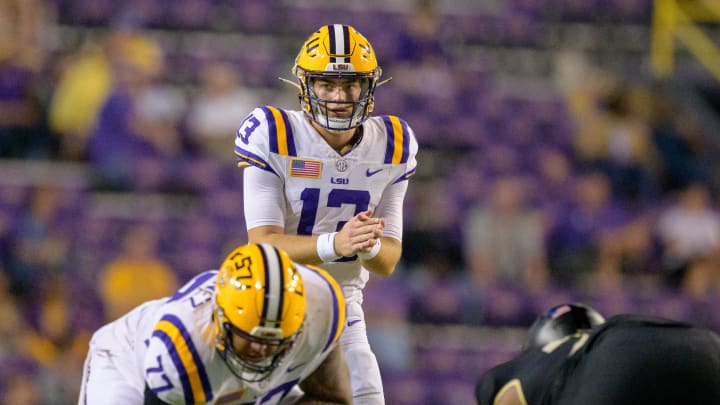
[651,0,720,81]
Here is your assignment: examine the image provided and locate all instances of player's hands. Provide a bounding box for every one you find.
[334,210,384,257]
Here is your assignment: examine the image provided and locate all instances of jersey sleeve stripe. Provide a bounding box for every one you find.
[152,314,213,404]
[393,167,416,183]
[305,266,346,352]
[262,106,297,157]
[166,271,216,303]
[382,115,409,164]
[234,148,277,175]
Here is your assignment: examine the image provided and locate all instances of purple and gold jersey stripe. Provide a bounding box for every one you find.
[166,271,216,303]
[327,24,350,63]
[306,265,346,352]
[152,314,212,404]
[382,115,410,164]
[234,147,277,175]
[394,167,416,183]
[261,106,296,157]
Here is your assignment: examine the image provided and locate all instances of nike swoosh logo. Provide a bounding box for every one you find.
[287,362,307,373]
[347,319,362,327]
[365,168,383,177]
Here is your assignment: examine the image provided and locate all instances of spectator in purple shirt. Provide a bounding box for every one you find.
[546,170,633,290]
[86,34,185,189]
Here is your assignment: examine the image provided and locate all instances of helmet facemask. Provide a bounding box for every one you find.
[214,304,303,382]
[296,70,379,131]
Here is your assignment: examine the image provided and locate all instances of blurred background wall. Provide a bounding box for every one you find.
[1,0,720,403]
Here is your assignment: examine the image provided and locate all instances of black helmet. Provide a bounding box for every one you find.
[524,303,605,350]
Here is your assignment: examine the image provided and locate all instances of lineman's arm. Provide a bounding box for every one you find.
[297,345,352,404]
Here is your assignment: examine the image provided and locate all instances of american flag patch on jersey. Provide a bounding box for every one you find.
[289,158,322,178]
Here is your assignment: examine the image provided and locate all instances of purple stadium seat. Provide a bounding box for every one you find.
[442,13,504,44]
[383,374,429,405]
[180,158,224,192]
[554,0,601,21]
[115,0,165,28]
[603,0,652,22]
[60,0,115,25]
[585,287,638,318]
[501,11,544,46]
[227,0,282,34]
[409,277,469,324]
[479,284,533,326]
[639,288,694,321]
[163,0,219,30]
[426,377,477,405]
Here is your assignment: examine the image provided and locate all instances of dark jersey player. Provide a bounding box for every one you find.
[475,303,720,405]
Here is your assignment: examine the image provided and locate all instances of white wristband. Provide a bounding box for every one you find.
[358,239,382,261]
[317,232,340,263]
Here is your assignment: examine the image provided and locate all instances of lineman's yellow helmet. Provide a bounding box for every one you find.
[214,243,306,381]
[293,24,382,130]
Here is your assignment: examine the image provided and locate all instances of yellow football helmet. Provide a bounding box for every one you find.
[214,243,306,381]
[292,24,383,130]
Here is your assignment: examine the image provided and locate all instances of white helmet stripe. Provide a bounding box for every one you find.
[258,243,283,325]
[328,24,349,63]
[333,24,345,55]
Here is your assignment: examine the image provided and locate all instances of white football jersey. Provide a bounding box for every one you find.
[234,107,418,296]
[87,266,345,405]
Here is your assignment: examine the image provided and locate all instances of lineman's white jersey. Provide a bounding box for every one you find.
[234,107,418,299]
[84,266,345,405]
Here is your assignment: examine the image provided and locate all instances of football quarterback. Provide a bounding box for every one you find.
[235,24,418,405]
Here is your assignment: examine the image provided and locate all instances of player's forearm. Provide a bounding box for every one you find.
[248,226,402,274]
[248,227,324,265]
[298,346,352,404]
[360,236,401,277]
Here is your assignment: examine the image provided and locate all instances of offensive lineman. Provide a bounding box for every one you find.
[79,243,350,404]
[235,24,418,405]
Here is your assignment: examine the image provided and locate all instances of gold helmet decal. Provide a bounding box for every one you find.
[296,24,378,74]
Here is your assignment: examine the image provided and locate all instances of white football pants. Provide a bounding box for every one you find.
[341,299,385,405]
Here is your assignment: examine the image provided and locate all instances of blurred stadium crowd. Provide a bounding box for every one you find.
[2,0,720,403]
